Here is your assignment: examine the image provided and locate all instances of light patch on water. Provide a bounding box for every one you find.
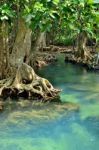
[0,131,98,150]
[70,123,99,149]
[80,102,99,120]
[0,137,74,150]
[71,123,93,141]
[60,93,79,103]
[84,93,99,101]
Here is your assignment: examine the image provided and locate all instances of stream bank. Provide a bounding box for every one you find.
[35,45,99,71]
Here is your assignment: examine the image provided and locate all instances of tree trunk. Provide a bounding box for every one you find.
[34,32,46,51]
[0,20,60,101]
[76,32,93,63]
[0,21,9,79]
[76,32,87,59]
[10,18,32,67]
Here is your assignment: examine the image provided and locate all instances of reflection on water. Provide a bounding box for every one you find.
[0,54,99,150]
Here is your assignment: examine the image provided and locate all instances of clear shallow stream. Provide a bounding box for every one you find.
[0,54,99,150]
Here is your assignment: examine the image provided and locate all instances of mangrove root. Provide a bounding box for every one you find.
[0,63,60,101]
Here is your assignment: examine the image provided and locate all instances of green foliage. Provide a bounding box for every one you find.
[54,35,74,46]
[24,0,60,32]
[0,3,15,21]
[0,0,98,45]
[53,0,99,45]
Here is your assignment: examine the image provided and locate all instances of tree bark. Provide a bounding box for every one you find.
[0,21,9,79]
[10,18,32,67]
[34,32,46,51]
[75,32,93,63]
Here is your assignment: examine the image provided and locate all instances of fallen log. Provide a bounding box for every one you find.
[0,63,61,101]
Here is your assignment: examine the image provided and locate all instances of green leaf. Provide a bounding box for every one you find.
[1,16,8,20]
[87,0,94,4]
[53,0,59,5]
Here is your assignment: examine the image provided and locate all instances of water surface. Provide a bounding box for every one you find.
[0,54,99,150]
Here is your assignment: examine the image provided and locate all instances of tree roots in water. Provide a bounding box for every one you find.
[0,63,60,101]
[65,50,99,70]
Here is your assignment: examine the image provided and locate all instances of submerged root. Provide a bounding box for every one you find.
[0,63,60,101]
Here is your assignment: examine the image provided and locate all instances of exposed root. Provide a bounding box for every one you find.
[0,63,60,101]
[29,52,57,69]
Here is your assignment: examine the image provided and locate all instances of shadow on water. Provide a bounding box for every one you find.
[0,54,99,150]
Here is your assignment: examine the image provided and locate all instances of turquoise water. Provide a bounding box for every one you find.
[0,54,99,150]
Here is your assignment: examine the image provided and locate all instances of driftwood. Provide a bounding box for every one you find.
[0,63,60,101]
